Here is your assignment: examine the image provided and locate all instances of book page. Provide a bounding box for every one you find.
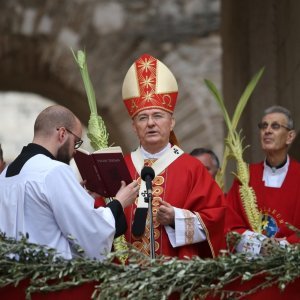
[93,146,122,154]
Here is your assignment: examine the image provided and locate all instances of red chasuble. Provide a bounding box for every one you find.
[124,153,227,259]
[226,159,300,243]
[225,159,300,299]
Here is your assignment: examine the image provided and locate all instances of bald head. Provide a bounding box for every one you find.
[34,105,79,138]
[32,105,82,162]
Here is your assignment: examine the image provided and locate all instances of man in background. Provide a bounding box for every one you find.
[226,105,300,256]
[190,147,220,178]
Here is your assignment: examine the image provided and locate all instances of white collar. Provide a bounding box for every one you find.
[140,143,171,159]
[262,156,289,188]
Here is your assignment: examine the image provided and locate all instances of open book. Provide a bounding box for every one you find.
[73,146,132,197]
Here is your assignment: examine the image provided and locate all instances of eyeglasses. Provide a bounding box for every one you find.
[57,127,83,149]
[135,113,170,124]
[257,122,291,131]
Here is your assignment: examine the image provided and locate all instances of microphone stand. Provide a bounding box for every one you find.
[147,192,155,259]
[141,166,156,260]
[145,191,155,259]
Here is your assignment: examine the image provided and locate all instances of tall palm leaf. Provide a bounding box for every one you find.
[204,67,264,233]
[72,49,128,262]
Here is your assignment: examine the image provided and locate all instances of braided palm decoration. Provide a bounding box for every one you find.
[204,68,264,233]
[72,49,128,263]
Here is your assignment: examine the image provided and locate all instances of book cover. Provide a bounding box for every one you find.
[73,146,132,197]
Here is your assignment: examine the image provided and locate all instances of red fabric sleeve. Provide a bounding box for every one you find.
[94,196,106,208]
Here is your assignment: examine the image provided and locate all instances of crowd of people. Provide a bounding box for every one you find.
[0,54,299,297]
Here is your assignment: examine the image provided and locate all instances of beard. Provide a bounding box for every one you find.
[57,140,72,165]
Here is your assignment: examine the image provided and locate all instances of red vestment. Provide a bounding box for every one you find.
[227,159,300,243]
[225,159,300,299]
[124,153,227,259]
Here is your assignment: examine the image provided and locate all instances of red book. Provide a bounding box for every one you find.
[73,146,132,197]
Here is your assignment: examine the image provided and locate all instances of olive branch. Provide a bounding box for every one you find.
[0,231,299,299]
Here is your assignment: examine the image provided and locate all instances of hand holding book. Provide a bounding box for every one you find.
[115,180,140,209]
[84,179,139,209]
[73,146,133,198]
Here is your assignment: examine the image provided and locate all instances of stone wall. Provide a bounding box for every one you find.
[0,0,223,161]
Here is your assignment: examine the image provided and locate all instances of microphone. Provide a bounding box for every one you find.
[141,166,155,202]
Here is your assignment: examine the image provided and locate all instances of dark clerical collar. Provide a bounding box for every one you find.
[265,157,287,170]
[6,143,55,177]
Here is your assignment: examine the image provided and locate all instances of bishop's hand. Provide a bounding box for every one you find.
[157,199,175,226]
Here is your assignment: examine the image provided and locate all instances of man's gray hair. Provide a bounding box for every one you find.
[190,147,220,169]
[263,105,294,130]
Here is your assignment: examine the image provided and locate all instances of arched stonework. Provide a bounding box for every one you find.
[0,0,223,156]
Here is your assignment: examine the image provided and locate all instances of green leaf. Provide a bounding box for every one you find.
[232,67,265,129]
[204,79,232,132]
